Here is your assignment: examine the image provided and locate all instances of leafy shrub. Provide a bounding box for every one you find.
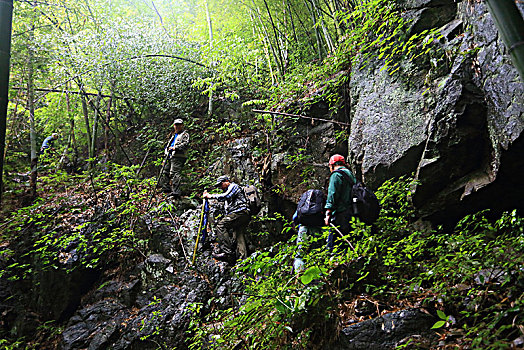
[186,177,524,349]
[0,163,154,282]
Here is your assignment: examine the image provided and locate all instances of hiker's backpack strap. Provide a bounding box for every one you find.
[332,168,356,186]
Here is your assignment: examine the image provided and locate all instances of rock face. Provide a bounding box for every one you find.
[59,206,240,350]
[333,308,437,350]
[347,0,524,225]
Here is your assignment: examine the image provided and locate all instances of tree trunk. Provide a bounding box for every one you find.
[104,94,112,155]
[304,0,324,60]
[287,0,317,56]
[324,0,343,40]
[0,0,13,203]
[3,90,20,171]
[27,8,38,199]
[90,93,101,160]
[485,0,524,83]
[252,3,283,79]
[58,89,77,170]
[205,0,214,117]
[81,94,92,161]
[311,0,334,54]
[251,11,276,84]
[284,0,298,43]
[261,0,285,76]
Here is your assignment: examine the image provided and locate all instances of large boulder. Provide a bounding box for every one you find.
[348,1,524,225]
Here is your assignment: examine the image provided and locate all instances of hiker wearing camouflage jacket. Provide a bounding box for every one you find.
[203,175,250,261]
[160,119,190,198]
[324,154,356,250]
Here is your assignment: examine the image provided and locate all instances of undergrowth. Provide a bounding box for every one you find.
[0,162,158,282]
[186,177,524,349]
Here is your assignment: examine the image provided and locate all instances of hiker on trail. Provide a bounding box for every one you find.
[160,118,190,198]
[324,154,357,250]
[203,175,251,262]
[39,133,59,155]
[293,189,325,272]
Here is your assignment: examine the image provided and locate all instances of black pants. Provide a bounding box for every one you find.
[328,208,352,250]
[160,157,186,195]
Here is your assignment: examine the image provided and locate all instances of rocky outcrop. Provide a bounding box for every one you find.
[333,308,438,350]
[59,204,240,350]
[347,0,524,225]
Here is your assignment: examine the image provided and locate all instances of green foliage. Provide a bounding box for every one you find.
[337,0,443,72]
[0,163,153,282]
[432,309,449,329]
[186,177,524,349]
[140,297,163,341]
[0,338,31,350]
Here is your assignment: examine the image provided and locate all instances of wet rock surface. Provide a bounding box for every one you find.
[333,308,437,350]
[347,1,524,226]
[59,203,238,349]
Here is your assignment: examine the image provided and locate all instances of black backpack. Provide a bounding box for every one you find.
[243,185,262,215]
[296,189,325,227]
[334,169,380,225]
[351,182,380,224]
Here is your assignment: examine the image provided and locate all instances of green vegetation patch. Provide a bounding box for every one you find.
[186,177,524,349]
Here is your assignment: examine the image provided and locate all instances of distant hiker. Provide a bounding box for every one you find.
[324,154,357,250]
[160,119,190,198]
[203,175,251,262]
[39,133,59,155]
[293,189,325,272]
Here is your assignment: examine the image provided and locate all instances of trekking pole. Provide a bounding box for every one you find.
[145,152,170,210]
[156,152,170,188]
[192,198,207,265]
[329,223,356,252]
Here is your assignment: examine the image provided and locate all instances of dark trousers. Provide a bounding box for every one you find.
[160,157,186,195]
[327,208,352,251]
[215,210,251,259]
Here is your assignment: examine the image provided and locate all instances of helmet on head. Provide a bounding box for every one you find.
[329,154,345,166]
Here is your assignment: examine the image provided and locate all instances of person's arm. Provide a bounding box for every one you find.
[175,131,190,152]
[165,135,174,155]
[210,183,237,201]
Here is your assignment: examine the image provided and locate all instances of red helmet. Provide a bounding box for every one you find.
[329,154,345,165]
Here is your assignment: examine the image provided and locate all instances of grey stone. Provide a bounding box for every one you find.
[347,1,524,225]
[333,308,437,350]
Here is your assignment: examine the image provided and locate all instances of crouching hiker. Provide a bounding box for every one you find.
[39,133,59,155]
[203,175,251,262]
[324,154,357,251]
[293,189,325,272]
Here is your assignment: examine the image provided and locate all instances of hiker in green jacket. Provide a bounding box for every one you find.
[160,119,190,198]
[324,154,356,250]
